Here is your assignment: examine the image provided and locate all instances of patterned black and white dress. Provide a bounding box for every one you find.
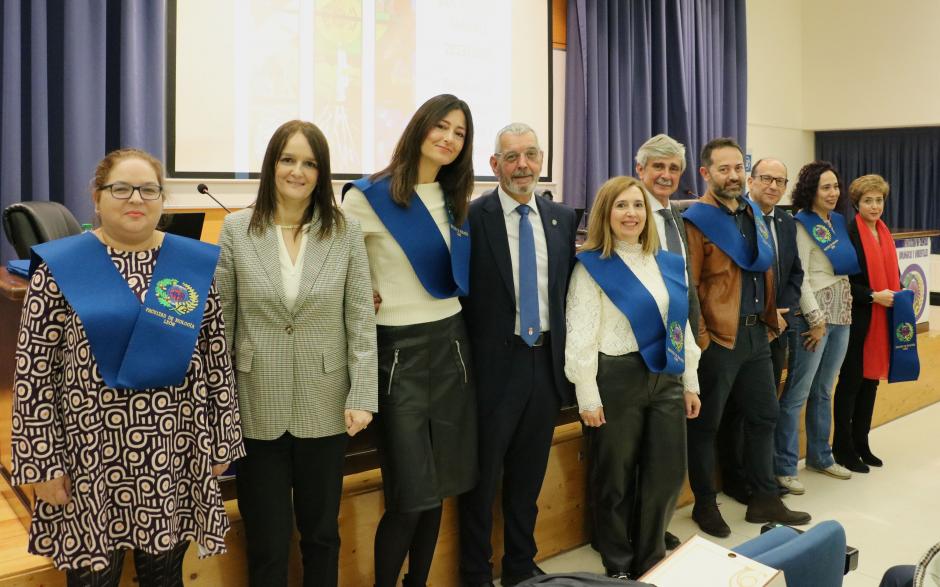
[11,246,245,571]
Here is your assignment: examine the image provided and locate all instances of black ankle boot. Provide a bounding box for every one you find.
[835,453,870,473]
[859,449,883,467]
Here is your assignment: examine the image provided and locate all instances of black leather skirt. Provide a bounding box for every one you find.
[375,312,479,512]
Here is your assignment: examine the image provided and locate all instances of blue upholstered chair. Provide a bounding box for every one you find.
[733,520,847,587]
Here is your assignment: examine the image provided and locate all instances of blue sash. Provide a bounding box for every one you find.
[343,177,469,298]
[577,248,688,375]
[31,232,220,389]
[793,211,861,275]
[682,198,774,272]
[888,289,920,383]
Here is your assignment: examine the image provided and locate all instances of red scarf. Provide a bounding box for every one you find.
[856,214,900,380]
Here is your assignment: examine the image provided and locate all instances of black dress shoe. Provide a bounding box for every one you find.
[859,450,883,467]
[836,456,870,473]
[745,494,811,525]
[665,531,681,550]
[606,569,633,581]
[501,566,546,586]
[692,501,731,538]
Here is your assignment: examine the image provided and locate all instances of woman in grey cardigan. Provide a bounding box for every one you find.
[216,120,377,587]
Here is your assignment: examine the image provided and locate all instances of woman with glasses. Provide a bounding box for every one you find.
[774,161,860,494]
[11,148,244,586]
[216,120,377,586]
[342,94,477,587]
[565,176,701,580]
[832,175,898,472]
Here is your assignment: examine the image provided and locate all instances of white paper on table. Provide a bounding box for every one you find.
[640,534,786,587]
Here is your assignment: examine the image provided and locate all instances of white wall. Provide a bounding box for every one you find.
[745,0,815,203]
[802,0,940,130]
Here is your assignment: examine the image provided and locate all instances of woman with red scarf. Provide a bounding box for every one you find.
[832,174,898,472]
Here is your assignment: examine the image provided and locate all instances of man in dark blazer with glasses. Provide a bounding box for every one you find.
[458,123,577,587]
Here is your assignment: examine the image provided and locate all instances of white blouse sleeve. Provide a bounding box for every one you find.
[681,321,701,393]
[564,263,604,412]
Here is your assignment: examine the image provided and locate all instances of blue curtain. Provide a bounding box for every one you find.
[816,127,940,253]
[563,0,747,212]
[0,0,164,263]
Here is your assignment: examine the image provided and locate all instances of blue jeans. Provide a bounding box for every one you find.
[774,316,851,476]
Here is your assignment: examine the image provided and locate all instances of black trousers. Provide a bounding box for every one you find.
[688,322,779,500]
[66,542,189,587]
[236,432,349,587]
[832,326,879,460]
[587,353,686,576]
[458,338,560,583]
[717,331,789,493]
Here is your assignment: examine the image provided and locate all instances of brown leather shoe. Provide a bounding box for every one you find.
[692,501,731,537]
[745,494,811,525]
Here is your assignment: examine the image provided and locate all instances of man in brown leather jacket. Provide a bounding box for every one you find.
[682,138,811,537]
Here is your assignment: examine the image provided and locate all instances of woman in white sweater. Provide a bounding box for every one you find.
[565,176,701,580]
[342,94,477,587]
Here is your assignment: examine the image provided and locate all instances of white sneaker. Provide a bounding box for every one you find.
[776,475,806,495]
[809,463,852,480]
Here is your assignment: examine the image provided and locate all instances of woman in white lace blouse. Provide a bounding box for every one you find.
[564,176,701,580]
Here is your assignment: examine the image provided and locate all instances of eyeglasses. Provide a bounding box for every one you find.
[757,175,788,188]
[99,182,164,200]
[495,148,542,164]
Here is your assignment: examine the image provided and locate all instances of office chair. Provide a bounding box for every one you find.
[2,201,83,258]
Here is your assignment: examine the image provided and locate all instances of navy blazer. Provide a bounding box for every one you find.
[767,205,804,321]
[460,189,577,410]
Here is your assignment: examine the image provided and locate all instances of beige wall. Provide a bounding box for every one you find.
[802,0,940,130]
[746,0,814,203]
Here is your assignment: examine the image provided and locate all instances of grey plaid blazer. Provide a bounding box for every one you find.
[216,209,377,440]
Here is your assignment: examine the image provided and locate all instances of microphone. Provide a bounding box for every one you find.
[196,183,232,213]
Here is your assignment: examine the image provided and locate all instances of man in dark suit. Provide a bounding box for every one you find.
[635,134,701,336]
[634,134,701,550]
[717,157,805,503]
[459,123,578,587]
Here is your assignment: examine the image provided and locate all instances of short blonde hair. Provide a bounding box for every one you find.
[582,176,660,258]
[848,174,890,205]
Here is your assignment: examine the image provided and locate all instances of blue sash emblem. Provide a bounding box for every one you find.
[577,248,688,374]
[343,177,469,298]
[794,211,861,275]
[888,289,920,383]
[682,198,773,272]
[32,232,219,390]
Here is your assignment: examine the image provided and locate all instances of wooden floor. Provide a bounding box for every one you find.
[1,329,938,586]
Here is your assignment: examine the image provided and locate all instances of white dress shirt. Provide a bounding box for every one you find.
[498,187,550,335]
[648,196,687,264]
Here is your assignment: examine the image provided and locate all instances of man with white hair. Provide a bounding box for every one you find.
[634,133,700,550]
[459,123,578,587]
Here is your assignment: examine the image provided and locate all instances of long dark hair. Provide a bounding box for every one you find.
[250,120,343,239]
[372,94,474,225]
[791,160,840,212]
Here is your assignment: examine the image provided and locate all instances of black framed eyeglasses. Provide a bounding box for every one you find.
[757,175,788,188]
[98,182,164,200]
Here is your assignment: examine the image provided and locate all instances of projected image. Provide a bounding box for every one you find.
[170,0,550,178]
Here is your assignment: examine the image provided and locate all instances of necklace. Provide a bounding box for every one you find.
[276,224,299,229]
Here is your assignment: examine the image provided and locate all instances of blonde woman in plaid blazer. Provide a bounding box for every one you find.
[216,121,377,587]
